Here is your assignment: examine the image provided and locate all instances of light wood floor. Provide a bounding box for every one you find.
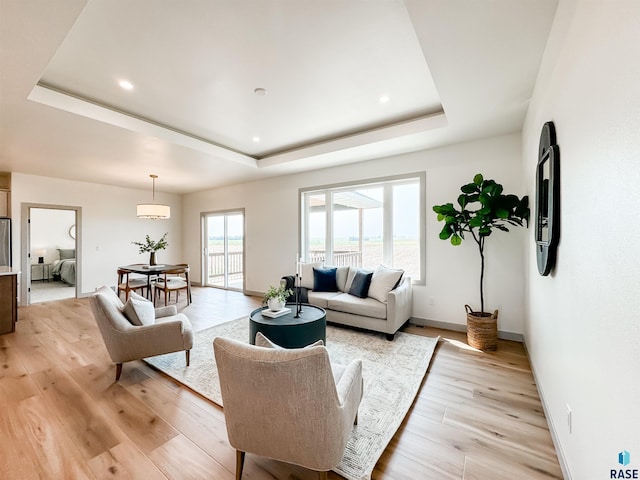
[0,287,563,479]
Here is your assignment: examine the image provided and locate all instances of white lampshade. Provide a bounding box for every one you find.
[137,174,170,219]
[137,203,171,219]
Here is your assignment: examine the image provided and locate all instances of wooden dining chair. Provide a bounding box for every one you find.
[117,269,147,301]
[154,264,191,306]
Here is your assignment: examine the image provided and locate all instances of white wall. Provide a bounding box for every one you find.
[11,173,183,295]
[184,133,528,334]
[522,1,640,478]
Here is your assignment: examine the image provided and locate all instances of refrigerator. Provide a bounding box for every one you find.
[0,218,11,267]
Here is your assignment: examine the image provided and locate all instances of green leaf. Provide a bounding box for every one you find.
[479,227,492,236]
[478,193,490,205]
[451,234,462,246]
[478,207,491,215]
[457,194,468,208]
[445,215,457,224]
[473,173,483,185]
[469,216,483,228]
[437,213,445,222]
[439,225,453,240]
[461,183,477,194]
[496,208,509,219]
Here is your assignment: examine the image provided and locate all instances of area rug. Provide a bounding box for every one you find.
[145,318,438,480]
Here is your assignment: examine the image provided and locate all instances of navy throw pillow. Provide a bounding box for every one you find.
[313,267,338,292]
[348,270,373,298]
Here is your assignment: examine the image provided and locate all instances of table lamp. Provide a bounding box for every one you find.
[36,249,46,263]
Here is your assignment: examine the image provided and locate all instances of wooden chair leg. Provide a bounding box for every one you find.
[185,350,190,367]
[115,363,123,381]
[236,450,245,480]
[318,471,328,480]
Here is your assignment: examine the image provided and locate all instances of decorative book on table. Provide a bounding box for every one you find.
[261,307,291,318]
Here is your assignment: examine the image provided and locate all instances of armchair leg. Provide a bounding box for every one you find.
[115,363,123,381]
[236,450,245,480]
[318,471,328,480]
[185,350,191,367]
[354,412,358,425]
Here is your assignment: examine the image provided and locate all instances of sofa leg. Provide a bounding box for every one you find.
[115,363,123,381]
[185,350,191,367]
[386,333,395,341]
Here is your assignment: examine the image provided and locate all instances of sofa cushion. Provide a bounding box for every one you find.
[344,267,374,293]
[348,270,373,298]
[122,292,155,326]
[313,267,338,292]
[368,265,404,303]
[308,290,342,309]
[300,262,322,289]
[324,265,350,292]
[328,293,387,320]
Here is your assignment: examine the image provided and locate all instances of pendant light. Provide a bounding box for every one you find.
[137,174,170,219]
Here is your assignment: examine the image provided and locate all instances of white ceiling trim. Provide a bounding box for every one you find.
[257,110,448,168]
[28,82,448,171]
[28,83,259,169]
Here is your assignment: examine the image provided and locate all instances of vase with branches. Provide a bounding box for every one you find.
[132,233,168,266]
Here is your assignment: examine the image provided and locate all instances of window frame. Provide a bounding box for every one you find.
[299,172,425,285]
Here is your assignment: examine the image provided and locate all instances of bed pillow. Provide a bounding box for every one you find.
[122,292,155,326]
[313,267,338,292]
[348,270,373,298]
[368,265,404,303]
[58,248,75,260]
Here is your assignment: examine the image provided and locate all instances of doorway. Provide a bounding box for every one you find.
[20,204,81,305]
[202,210,244,291]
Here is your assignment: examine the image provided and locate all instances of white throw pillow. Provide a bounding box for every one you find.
[122,292,155,326]
[300,262,322,289]
[368,265,404,303]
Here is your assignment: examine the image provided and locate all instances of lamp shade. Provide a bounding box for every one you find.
[137,203,171,219]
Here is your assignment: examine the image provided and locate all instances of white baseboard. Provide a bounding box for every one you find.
[522,340,572,480]
[411,316,524,342]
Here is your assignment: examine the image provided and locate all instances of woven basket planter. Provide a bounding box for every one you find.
[465,305,498,351]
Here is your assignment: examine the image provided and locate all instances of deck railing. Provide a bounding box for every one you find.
[207,252,243,284]
[308,250,362,267]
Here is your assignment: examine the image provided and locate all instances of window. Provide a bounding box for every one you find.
[300,173,425,283]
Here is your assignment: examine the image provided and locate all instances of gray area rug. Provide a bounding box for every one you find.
[145,318,438,480]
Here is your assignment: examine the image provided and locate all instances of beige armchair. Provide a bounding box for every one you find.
[90,286,193,381]
[213,334,363,480]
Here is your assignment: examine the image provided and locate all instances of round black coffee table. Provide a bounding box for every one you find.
[249,303,326,348]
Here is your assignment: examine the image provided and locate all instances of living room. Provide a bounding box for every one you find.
[2,1,639,479]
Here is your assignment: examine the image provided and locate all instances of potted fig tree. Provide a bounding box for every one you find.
[433,174,529,350]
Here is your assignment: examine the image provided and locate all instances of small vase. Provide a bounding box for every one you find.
[149,251,156,266]
[267,298,285,311]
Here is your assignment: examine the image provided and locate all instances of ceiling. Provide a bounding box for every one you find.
[0,0,558,194]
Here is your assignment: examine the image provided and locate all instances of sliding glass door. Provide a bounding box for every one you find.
[203,210,244,291]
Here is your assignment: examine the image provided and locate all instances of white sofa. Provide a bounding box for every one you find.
[289,264,413,340]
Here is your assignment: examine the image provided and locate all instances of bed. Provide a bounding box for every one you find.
[52,248,76,286]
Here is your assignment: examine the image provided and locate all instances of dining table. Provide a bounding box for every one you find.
[118,264,190,301]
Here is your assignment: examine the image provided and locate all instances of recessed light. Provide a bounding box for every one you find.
[254,88,268,96]
[119,80,134,91]
[379,95,390,103]
[252,136,261,143]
